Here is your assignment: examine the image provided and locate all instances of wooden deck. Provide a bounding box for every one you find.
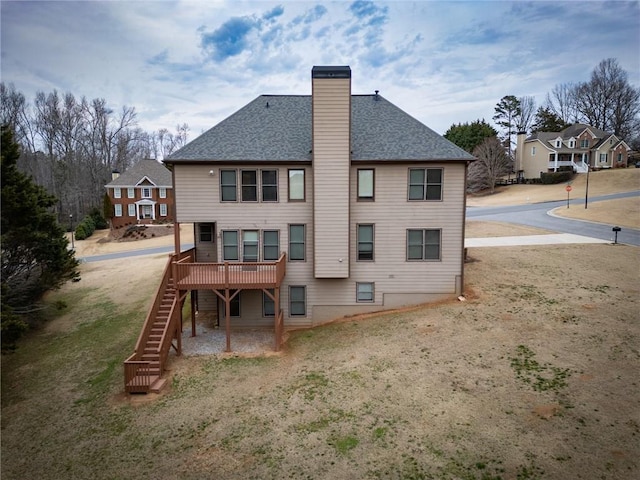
[173,253,286,290]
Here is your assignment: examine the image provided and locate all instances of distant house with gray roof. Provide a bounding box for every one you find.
[161,65,475,343]
[104,158,174,229]
[516,124,631,179]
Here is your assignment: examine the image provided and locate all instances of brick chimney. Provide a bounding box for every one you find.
[311,65,351,278]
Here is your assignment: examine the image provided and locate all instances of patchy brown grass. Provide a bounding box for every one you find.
[2,242,638,480]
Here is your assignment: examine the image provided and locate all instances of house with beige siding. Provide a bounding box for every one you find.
[516,124,630,180]
[124,66,475,393]
[105,158,175,229]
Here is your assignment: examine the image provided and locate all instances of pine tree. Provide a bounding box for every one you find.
[1,125,79,349]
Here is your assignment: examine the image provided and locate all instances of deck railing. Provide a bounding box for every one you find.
[124,248,195,391]
[174,253,286,289]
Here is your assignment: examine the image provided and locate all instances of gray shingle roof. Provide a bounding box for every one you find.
[527,123,611,144]
[165,94,474,163]
[105,158,172,187]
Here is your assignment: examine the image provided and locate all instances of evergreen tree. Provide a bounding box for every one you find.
[532,106,569,133]
[1,125,79,350]
[444,119,497,154]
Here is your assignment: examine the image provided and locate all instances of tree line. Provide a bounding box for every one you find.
[445,58,640,192]
[0,83,189,225]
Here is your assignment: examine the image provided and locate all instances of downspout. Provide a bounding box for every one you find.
[460,160,469,296]
[170,166,181,255]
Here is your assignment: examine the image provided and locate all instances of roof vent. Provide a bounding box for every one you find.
[266,101,269,108]
[374,90,379,100]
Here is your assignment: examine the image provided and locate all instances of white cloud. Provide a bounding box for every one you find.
[1,0,638,137]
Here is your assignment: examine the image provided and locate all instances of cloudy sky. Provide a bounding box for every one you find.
[2,0,639,139]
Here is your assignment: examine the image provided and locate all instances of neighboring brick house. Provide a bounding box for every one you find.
[516,124,631,180]
[105,158,175,229]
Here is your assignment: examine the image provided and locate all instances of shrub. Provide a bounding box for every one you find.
[89,207,108,230]
[540,171,574,184]
[74,215,96,240]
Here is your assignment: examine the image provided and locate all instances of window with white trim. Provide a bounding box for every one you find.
[580,139,589,148]
[555,139,561,148]
[114,188,121,199]
[127,187,135,198]
[617,153,623,163]
[569,140,575,148]
[289,286,306,316]
[142,187,151,198]
[159,187,167,198]
[159,204,167,216]
[288,169,305,201]
[114,204,122,217]
[128,204,135,217]
[222,231,239,260]
[408,168,442,201]
[356,282,374,302]
[599,153,608,163]
[220,170,237,201]
[357,169,374,200]
[407,229,441,261]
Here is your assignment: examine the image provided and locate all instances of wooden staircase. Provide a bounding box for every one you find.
[124,251,193,394]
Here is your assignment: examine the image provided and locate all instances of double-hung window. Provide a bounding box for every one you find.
[263,230,279,261]
[222,231,239,260]
[356,282,374,302]
[160,204,167,217]
[128,204,136,217]
[242,231,259,262]
[289,225,305,261]
[357,169,374,200]
[263,289,275,317]
[407,229,441,261]
[261,170,278,202]
[599,153,608,163]
[241,170,258,201]
[220,170,237,201]
[142,187,152,199]
[289,286,306,316]
[357,224,374,261]
[288,169,305,201]
[127,187,135,198]
[114,204,122,217]
[114,188,121,199]
[581,139,589,148]
[159,187,167,198]
[408,168,442,201]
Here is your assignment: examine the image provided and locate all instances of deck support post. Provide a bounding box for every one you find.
[274,286,281,351]
[191,291,197,337]
[225,288,231,352]
[173,221,181,255]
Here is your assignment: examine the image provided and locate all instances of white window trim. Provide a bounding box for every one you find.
[127,187,135,198]
[160,204,167,216]
[113,188,121,199]
[114,204,122,217]
[159,187,167,199]
[356,282,375,303]
[141,187,152,199]
[128,204,136,217]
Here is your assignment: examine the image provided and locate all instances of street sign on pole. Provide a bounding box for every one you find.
[566,185,572,208]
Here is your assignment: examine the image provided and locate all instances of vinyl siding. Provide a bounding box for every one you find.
[172,162,466,328]
[312,77,350,278]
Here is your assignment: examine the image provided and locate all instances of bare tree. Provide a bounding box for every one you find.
[468,136,512,194]
[545,82,579,125]
[516,96,536,134]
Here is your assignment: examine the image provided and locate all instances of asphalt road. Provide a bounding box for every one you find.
[467,191,640,246]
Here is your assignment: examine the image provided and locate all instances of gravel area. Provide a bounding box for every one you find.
[180,315,278,355]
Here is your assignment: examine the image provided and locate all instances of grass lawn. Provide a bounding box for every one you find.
[2,243,639,479]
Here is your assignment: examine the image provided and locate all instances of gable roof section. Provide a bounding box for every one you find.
[527,123,611,145]
[165,94,474,163]
[106,158,172,187]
